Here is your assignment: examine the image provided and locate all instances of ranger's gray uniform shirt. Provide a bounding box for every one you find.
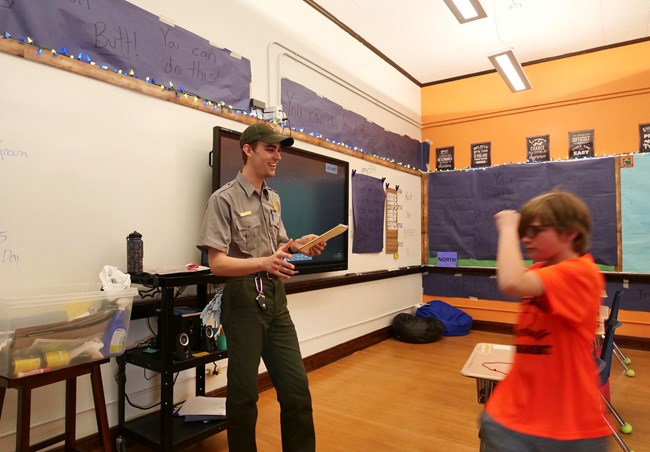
[198,171,289,259]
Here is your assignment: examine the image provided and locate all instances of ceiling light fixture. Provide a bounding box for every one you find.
[443,0,487,23]
[488,50,532,92]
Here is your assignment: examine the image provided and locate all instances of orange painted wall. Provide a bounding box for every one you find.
[421,40,650,338]
[421,40,650,168]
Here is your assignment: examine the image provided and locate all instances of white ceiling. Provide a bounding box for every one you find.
[310,0,650,86]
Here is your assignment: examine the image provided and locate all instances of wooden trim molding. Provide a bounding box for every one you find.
[0,38,421,177]
[472,320,650,351]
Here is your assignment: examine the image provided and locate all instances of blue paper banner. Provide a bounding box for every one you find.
[428,158,617,266]
[352,173,385,253]
[281,78,422,169]
[423,272,650,312]
[423,272,520,302]
[0,0,251,110]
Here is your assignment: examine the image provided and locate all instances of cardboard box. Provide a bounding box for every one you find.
[0,284,137,378]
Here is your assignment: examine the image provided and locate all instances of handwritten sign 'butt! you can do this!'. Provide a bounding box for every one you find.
[0,0,252,110]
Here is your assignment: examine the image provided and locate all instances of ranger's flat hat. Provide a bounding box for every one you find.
[240,122,294,148]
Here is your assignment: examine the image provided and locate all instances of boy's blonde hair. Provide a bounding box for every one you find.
[518,189,592,254]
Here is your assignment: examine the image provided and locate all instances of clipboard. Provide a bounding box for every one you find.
[297,224,348,253]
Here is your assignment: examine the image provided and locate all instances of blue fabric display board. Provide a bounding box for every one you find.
[428,157,617,266]
[0,0,252,110]
[281,78,422,170]
[351,173,385,253]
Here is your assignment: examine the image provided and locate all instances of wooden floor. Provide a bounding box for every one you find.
[122,330,650,451]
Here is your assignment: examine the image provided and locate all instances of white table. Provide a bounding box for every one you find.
[460,342,514,404]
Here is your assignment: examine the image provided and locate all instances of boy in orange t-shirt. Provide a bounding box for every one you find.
[480,190,611,451]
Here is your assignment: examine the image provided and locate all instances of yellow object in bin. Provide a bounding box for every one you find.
[64,300,100,320]
[12,356,43,376]
[44,350,71,368]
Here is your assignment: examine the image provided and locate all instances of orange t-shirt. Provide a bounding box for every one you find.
[485,253,611,440]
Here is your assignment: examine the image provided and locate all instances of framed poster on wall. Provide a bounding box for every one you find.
[471,142,491,168]
[526,135,550,162]
[568,129,594,159]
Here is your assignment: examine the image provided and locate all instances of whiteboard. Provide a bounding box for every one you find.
[0,51,421,288]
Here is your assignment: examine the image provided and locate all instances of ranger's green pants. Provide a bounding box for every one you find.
[222,273,315,452]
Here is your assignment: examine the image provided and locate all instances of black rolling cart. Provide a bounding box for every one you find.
[116,271,227,451]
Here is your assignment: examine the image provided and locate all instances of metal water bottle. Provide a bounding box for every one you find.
[126,231,143,274]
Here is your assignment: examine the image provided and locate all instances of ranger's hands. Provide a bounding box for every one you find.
[262,240,296,279]
[291,234,326,256]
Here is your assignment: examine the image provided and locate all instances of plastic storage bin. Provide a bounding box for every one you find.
[0,283,137,378]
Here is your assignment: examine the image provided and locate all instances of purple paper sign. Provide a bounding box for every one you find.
[428,157,617,266]
[352,173,385,253]
[0,0,252,110]
[281,78,422,169]
[437,252,457,267]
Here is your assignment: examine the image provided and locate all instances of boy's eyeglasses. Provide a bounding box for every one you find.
[521,224,553,239]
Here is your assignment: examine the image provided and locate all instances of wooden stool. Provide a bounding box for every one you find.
[0,358,111,452]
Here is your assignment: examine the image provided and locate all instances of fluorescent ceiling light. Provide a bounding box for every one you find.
[488,50,532,92]
[443,0,487,23]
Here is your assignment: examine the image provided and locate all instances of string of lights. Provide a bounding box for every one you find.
[4,32,640,175]
[1,31,425,174]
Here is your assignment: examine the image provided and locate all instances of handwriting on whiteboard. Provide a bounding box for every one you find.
[0,230,19,266]
[0,140,28,162]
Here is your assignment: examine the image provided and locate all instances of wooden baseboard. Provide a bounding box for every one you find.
[472,320,650,350]
[206,327,393,397]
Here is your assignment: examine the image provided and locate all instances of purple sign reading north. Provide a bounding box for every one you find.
[437,252,457,267]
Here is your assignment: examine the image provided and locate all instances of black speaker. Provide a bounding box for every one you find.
[174,307,202,349]
[201,324,217,352]
[158,307,203,357]
[174,332,191,360]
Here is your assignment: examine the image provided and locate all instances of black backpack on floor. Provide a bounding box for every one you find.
[391,313,444,344]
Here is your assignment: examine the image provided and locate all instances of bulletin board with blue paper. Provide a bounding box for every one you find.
[427,156,618,269]
[0,0,252,111]
[351,173,385,254]
[425,153,650,311]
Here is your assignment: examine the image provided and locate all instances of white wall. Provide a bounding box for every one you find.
[128,0,422,138]
[0,1,422,448]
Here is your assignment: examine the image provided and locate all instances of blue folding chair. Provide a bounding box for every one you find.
[596,290,634,452]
